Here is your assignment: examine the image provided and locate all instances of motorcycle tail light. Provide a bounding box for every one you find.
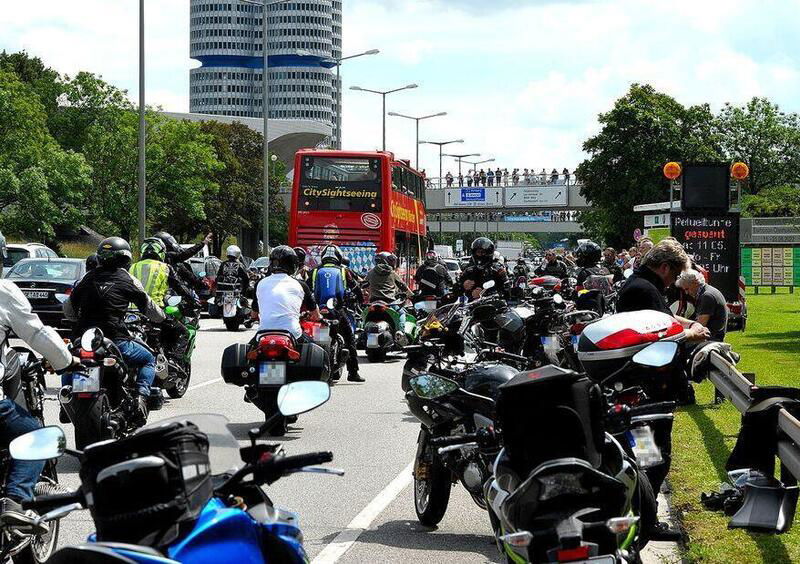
[249,335,300,361]
[556,545,590,562]
[103,358,117,367]
[79,350,95,360]
[570,323,586,335]
[728,302,742,315]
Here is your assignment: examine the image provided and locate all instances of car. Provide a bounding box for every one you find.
[5,258,86,332]
[4,243,58,268]
[180,243,209,259]
[249,256,270,275]
[188,256,222,313]
[442,258,462,285]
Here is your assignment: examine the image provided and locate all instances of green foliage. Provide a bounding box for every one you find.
[0,51,62,118]
[742,184,800,217]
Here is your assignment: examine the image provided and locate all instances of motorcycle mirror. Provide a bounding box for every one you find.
[623,268,633,279]
[552,294,564,305]
[166,295,182,307]
[409,373,459,399]
[80,328,103,352]
[326,298,335,309]
[632,341,678,368]
[482,280,496,290]
[277,381,331,416]
[9,426,66,461]
[207,297,216,305]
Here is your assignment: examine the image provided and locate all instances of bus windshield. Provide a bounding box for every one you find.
[298,156,382,212]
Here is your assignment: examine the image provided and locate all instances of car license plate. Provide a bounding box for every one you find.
[23,291,49,300]
[367,334,379,348]
[314,325,331,344]
[73,367,101,393]
[259,362,286,386]
[627,426,663,468]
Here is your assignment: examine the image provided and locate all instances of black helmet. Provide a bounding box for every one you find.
[341,256,351,267]
[375,251,396,268]
[152,231,180,254]
[320,244,342,266]
[424,250,439,266]
[270,245,299,275]
[85,254,99,272]
[97,237,132,268]
[293,247,307,265]
[576,241,602,267]
[471,237,495,265]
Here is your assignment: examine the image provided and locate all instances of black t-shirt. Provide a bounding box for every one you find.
[696,284,728,341]
[617,266,672,315]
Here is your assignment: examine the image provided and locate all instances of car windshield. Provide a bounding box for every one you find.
[252,257,270,268]
[444,261,459,271]
[7,260,81,280]
[4,249,29,267]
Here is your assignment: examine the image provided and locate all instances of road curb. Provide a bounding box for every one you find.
[642,490,684,564]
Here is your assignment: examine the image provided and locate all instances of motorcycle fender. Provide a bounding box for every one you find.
[61,391,104,426]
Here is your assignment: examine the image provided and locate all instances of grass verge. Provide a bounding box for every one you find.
[671,292,800,562]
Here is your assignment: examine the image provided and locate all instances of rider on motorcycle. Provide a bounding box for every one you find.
[534,249,569,279]
[153,231,212,293]
[574,241,613,314]
[513,257,531,278]
[414,250,449,298]
[129,238,196,356]
[216,245,250,295]
[310,245,363,382]
[365,252,410,303]
[455,237,508,300]
[293,247,311,283]
[0,235,80,529]
[65,237,165,423]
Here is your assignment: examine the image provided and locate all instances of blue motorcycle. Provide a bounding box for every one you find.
[8,381,340,564]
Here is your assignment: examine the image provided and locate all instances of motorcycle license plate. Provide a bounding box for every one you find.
[73,367,101,393]
[223,303,237,318]
[569,557,615,564]
[259,362,286,386]
[627,426,663,468]
[367,334,380,348]
[23,290,49,300]
[314,325,331,344]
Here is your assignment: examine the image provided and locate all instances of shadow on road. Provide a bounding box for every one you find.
[355,519,500,561]
[225,421,301,442]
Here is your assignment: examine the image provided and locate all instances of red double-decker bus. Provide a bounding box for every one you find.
[288,150,428,282]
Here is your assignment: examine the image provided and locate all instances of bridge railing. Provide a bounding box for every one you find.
[425,177,580,189]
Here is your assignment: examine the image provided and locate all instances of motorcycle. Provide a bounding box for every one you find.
[0,347,62,564]
[302,299,349,382]
[10,381,343,564]
[124,295,197,400]
[359,297,419,363]
[213,282,253,331]
[221,328,330,436]
[60,328,149,449]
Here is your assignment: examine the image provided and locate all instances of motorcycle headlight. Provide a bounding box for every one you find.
[124,313,140,324]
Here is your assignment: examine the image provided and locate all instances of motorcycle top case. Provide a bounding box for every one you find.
[577,310,684,380]
[221,343,250,386]
[497,365,605,476]
[79,421,213,548]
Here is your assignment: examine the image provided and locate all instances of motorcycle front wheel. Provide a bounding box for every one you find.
[166,367,190,399]
[14,465,60,564]
[414,428,451,527]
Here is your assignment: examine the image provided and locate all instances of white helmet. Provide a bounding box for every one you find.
[226,245,242,259]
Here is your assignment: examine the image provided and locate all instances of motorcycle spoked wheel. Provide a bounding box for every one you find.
[413,428,451,527]
[13,464,61,564]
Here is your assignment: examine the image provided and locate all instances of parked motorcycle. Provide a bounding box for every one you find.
[124,295,197,400]
[221,329,330,436]
[60,328,150,449]
[11,381,342,564]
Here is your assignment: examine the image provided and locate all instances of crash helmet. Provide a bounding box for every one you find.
[320,244,343,266]
[97,237,133,269]
[341,256,351,267]
[293,247,307,266]
[226,245,242,259]
[85,254,99,272]
[270,245,299,275]
[576,241,602,267]
[375,251,396,268]
[141,237,167,262]
[152,231,181,254]
[471,237,495,265]
[424,250,439,267]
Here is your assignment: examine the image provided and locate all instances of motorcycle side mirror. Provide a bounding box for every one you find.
[482,280,496,290]
[207,297,216,305]
[9,426,66,461]
[166,295,182,307]
[409,373,459,399]
[623,269,633,279]
[80,328,104,352]
[277,381,331,416]
[326,298,335,309]
[552,294,564,305]
[632,341,679,368]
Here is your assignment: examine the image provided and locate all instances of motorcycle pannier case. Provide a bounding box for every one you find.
[221,343,250,386]
[496,366,605,476]
[79,421,213,548]
[288,340,330,382]
[577,310,684,380]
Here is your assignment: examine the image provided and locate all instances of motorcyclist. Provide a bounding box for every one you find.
[534,249,569,278]
[574,241,613,314]
[602,246,624,283]
[216,245,250,296]
[153,231,212,293]
[414,250,449,298]
[513,258,531,278]
[0,234,80,529]
[455,237,508,300]
[65,237,165,423]
[310,245,363,382]
[365,252,410,303]
[129,238,196,356]
[293,247,311,283]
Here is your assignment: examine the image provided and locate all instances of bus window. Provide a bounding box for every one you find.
[299,156,382,212]
[392,167,402,192]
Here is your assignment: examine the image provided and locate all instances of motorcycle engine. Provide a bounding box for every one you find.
[155,353,169,380]
[462,461,485,494]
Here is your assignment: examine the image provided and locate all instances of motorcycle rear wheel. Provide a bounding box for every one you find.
[166,364,191,399]
[366,348,387,363]
[73,394,111,450]
[224,317,241,331]
[414,429,451,526]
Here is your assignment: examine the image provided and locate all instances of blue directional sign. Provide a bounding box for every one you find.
[461,188,485,201]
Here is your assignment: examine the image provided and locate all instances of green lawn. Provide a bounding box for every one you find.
[671,291,800,562]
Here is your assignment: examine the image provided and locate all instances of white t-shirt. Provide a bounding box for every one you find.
[256,273,316,338]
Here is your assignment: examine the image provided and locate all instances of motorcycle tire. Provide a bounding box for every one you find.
[224,317,241,331]
[414,428,451,527]
[633,466,658,551]
[366,348,387,363]
[15,469,61,564]
[166,364,191,399]
[252,390,288,436]
[73,393,111,450]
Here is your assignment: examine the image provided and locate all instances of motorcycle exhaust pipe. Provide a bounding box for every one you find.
[395,331,410,348]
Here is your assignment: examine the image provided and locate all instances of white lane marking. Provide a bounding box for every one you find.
[311,461,414,564]
[187,377,223,392]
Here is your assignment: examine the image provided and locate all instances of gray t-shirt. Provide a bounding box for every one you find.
[696,284,728,341]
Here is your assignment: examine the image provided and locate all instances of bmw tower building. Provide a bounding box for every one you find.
[189,0,342,146]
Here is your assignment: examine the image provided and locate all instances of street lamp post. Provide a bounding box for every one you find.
[388,111,447,169]
[464,158,495,176]
[138,0,145,245]
[327,49,379,150]
[443,152,480,177]
[350,84,418,151]
[419,140,464,189]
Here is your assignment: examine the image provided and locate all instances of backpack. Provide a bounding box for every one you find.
[313,265,346,305]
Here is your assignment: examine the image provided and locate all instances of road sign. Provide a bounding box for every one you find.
[633,228,642,241]
[644,213,669,228]
[505,186,567,207]
[455,239,463,252]
[444,188,502,208]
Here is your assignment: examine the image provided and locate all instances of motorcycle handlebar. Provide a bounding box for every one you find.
[628,401,676,416]
[270,452,334,474]
[23,491,84,514]
[430,434,476,447]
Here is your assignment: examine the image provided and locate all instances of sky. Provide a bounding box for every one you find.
[2,0,800,177]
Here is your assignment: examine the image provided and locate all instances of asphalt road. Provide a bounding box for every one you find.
[35,317,677,563]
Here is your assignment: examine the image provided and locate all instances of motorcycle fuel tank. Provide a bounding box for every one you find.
[463,362,518,400]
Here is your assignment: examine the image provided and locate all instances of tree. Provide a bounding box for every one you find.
[715,98,800,193]
[576,84,720,247]
[0,70,90,240]
[0,51,62,119]
[742,184,800,217]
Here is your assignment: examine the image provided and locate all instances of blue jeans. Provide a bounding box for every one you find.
[0,400,44,501]
[115,340,156,397]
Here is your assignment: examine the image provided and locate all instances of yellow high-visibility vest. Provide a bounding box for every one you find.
[130,259,170,307]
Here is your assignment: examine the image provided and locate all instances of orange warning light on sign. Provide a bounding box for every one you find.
[731,162,750,180]
[663,162,682,180]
